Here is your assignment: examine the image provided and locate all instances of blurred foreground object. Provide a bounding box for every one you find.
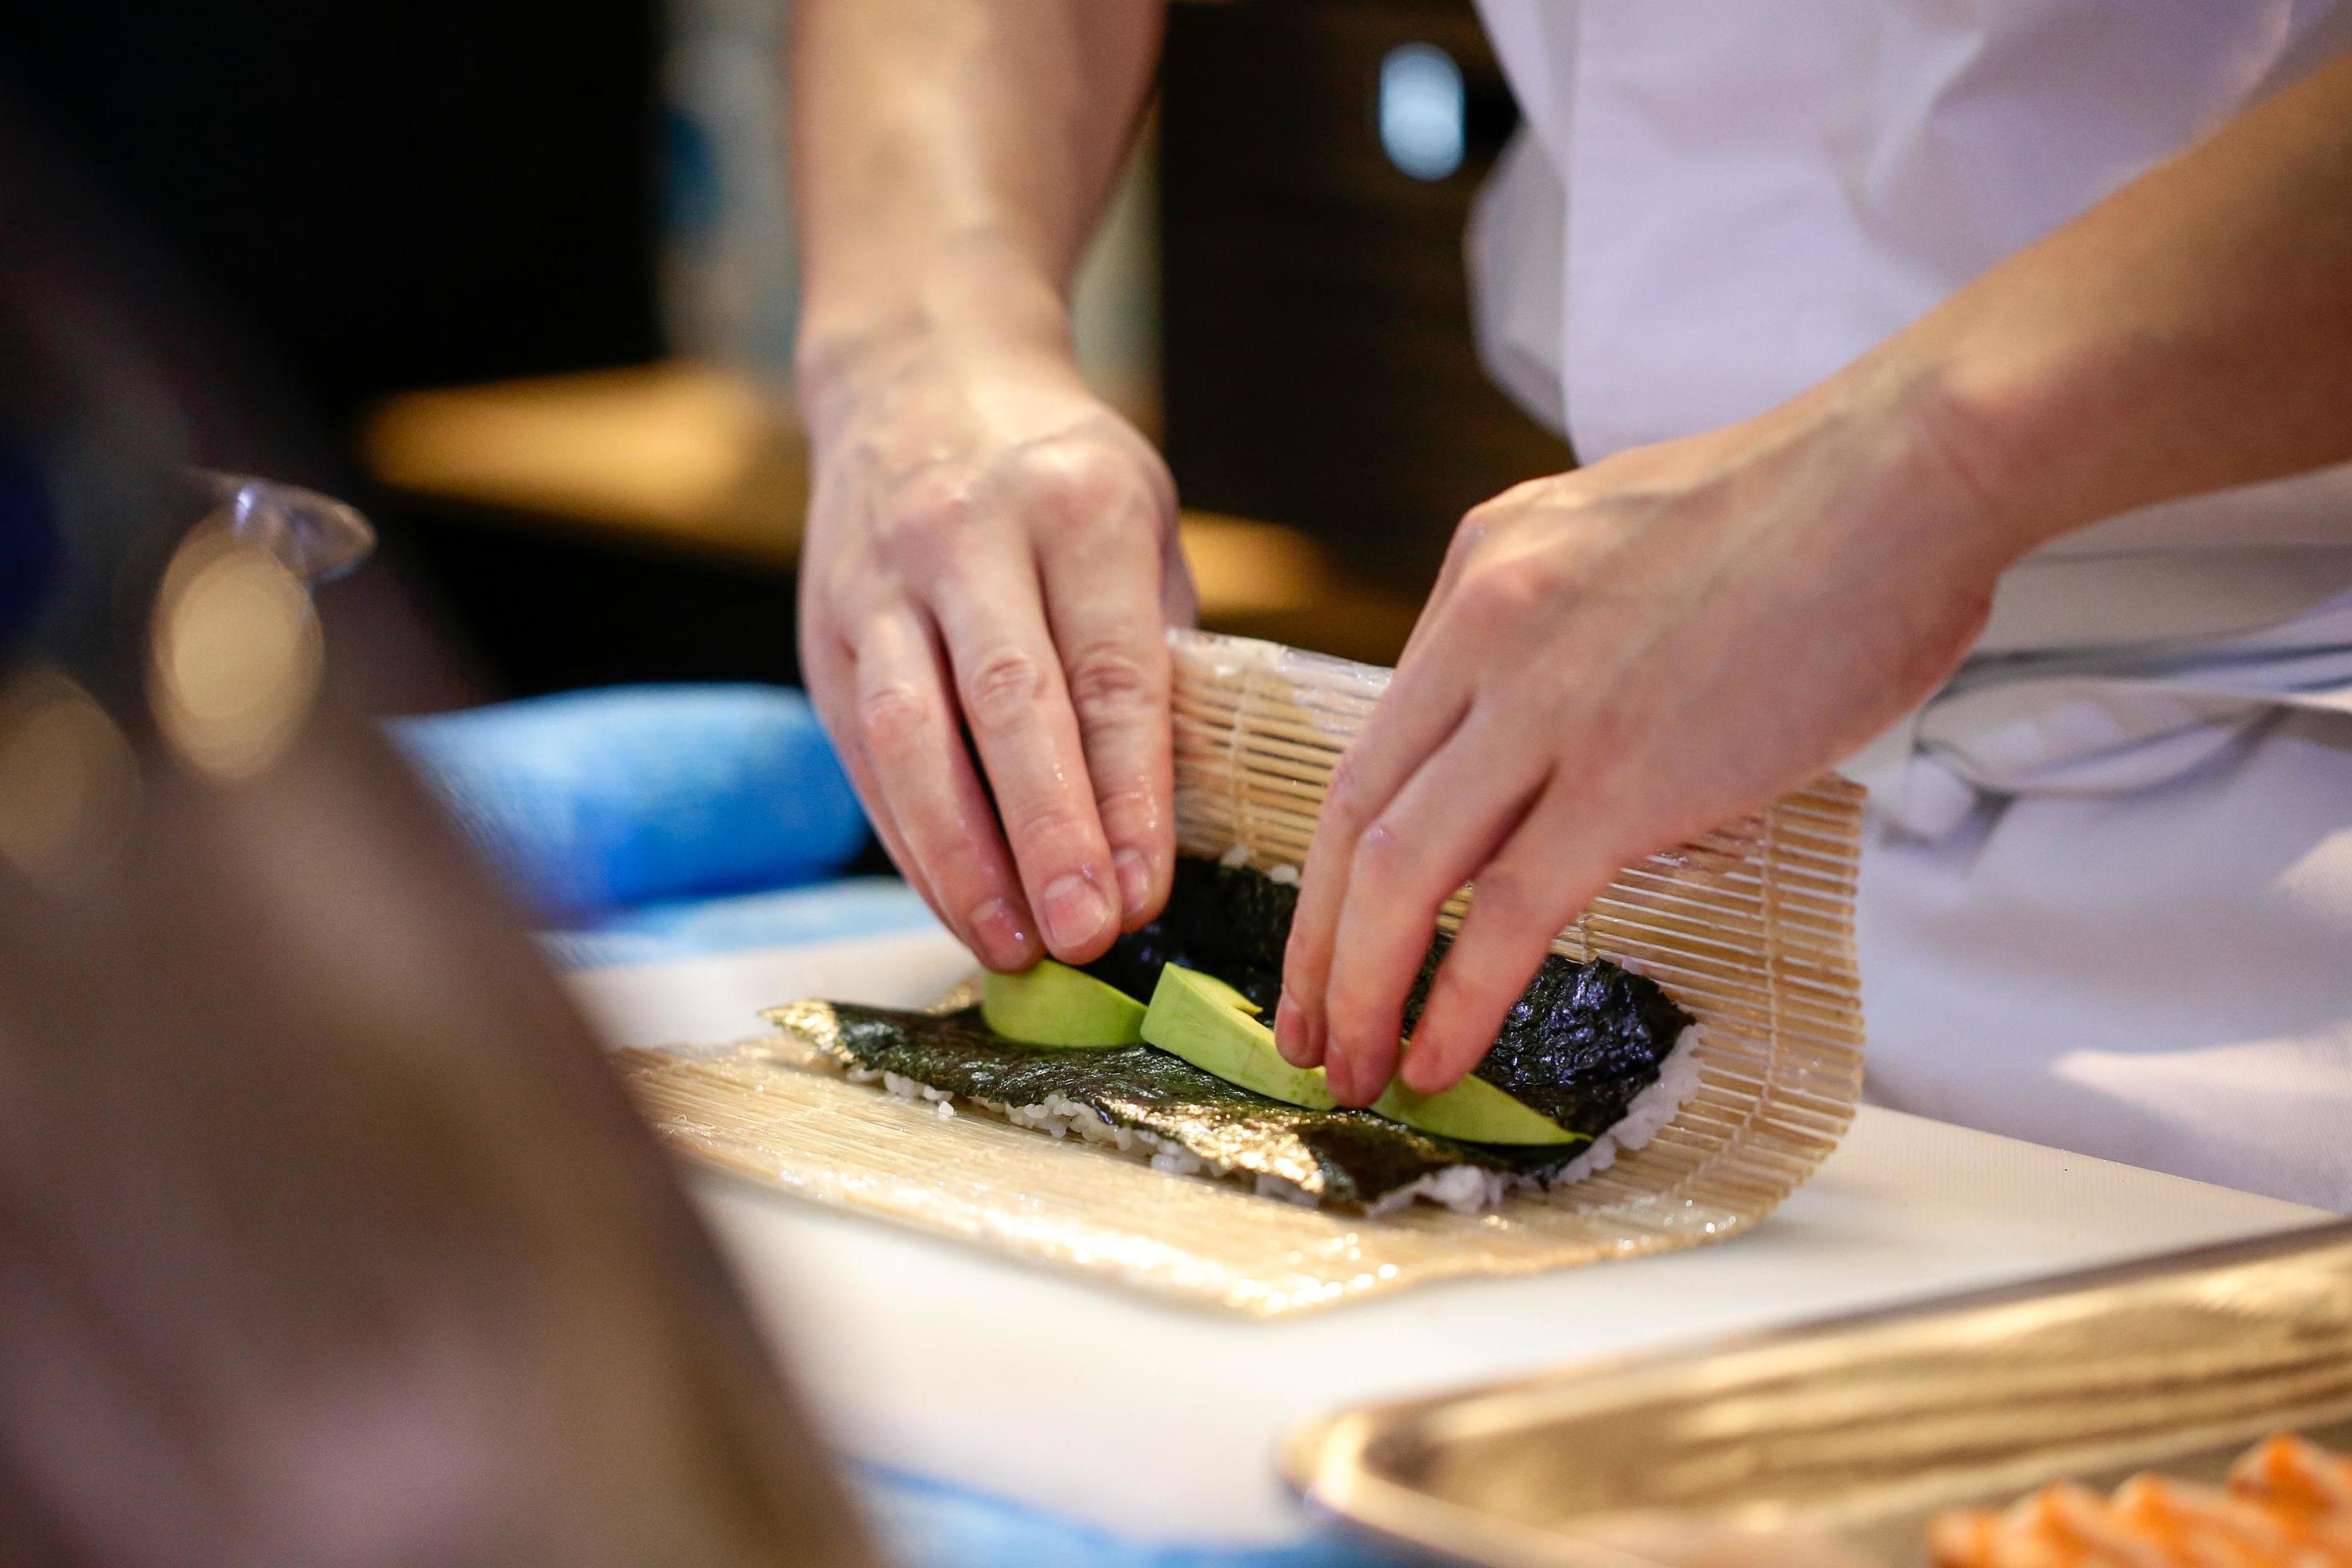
[0,98,875,1567]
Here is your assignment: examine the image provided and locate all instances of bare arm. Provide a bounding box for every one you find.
[1922,47,2352,548]
[794,0,1161,407]
[1278,50,2352,1104]
[792,1,1186,973]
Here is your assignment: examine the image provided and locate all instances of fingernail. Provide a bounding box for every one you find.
[1274,998,1308,1065]
[1041,870,1113,953]
[969,898,1034,970]
[1113,849,1152,918]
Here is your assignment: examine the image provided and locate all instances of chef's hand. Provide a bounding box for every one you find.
[1268,45,2352,1104]
[798,339,1194,971]
[1273,367,2032,1105]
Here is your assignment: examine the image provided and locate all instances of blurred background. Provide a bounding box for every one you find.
[2,0,1572,704]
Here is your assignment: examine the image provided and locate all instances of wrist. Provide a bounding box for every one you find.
[796,252,1078,442]
[1834,333,2088,572]
[1874,292,2209,562]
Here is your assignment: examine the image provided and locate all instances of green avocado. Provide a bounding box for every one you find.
[1365,1076,1582,1148]
[981,958,1147,1046]
[1140,965,1584,1146]
[1140,964,1337,1109]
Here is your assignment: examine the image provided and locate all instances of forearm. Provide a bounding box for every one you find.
[790,0,1162,425]
[1883,50,2352,553]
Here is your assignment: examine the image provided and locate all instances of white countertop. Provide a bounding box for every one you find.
[571,930,2330,1547]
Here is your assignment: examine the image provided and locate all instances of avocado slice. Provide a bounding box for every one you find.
[1365,1077,1582,1148]
[982,958,1147,1046]
[1140,963,1338,1109]
[1141,965,1584,1146]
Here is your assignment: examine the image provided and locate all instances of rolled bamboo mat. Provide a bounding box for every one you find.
[1160,630,1867,1250]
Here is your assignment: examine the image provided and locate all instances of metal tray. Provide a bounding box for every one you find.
[1282,1221,2352,1566]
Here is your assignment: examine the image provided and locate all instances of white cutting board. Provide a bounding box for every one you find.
[570,929,2330,1548]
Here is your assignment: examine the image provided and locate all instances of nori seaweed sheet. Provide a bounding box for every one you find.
[774,857,1698,1211]
[778,998,1589,1212]
[1087,858,1695,1139]
[1082,858,1297,1010]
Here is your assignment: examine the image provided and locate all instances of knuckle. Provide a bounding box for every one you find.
[1454,501,1504,547]
[1033,440,1142,520]
[1466,865,1544,937]
[985,447,1096,537]
[855,682,930,754]
[1323,754,1373,830]
[1455,478,1544,544]
[1459,557,1564,622]
[998,795,1088,852]
[1093,782,1158,839]
[890,474,979,554]
[1348,822,1412,893]
[1442,513,1495,576]
[1453,566,1518,622]
[1042,439,1125,496]
[1033,447,1175,547]
[960,645,1050,730]
[1065,642,1160,726]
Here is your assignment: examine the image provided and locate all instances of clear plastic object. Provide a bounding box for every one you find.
[198,470,376,586]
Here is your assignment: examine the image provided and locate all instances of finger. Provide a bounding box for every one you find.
[802,632,936,912]
[1401,782,1621,1096]
[1274,652,1471,1070]
[1315,715,1549,1106]
[802,622,937,907]
[926,549,1122,963]
[852,606,1041,971]
[1038,510,1178,931]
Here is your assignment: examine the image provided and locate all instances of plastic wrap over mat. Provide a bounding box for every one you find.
[618,630,1868,1315]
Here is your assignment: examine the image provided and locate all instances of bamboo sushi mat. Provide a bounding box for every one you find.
[618,630,1868,1318]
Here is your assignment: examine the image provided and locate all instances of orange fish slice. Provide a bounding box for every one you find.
[1928,1436,2352,1567]
[2112,1472,2352,1568]
[1931,1507,2007,1567]
[2232,1436,2352,1523]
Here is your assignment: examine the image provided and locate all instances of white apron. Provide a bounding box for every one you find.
[1471,0,2352,1210]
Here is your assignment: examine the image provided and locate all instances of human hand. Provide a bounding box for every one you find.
[798,339,1194,970]
[1272,367,2030,1105]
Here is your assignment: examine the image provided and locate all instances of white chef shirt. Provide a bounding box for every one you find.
[1466,0,2352,1207]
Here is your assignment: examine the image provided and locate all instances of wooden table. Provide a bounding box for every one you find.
[362,362,1424,666]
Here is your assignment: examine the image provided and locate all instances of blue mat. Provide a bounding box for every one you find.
[394,684,869,920]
